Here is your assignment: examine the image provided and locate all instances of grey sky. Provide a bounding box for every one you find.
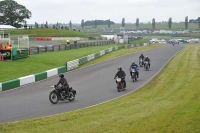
[15,0,200,24]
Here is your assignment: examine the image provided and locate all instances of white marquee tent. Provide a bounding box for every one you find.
[0,25,16,30]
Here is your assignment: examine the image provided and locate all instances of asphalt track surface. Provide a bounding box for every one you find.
[0,44,184,123]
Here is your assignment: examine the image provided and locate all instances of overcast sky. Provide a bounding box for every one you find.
[15,0,200,24]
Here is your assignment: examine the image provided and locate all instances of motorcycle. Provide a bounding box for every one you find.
[49,85,77,104]
[116,78,125,92]
[144,61,150,71]
[131,69,137,82]
[139,58,143,67]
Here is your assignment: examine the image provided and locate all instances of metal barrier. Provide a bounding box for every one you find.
[28,40,113,54]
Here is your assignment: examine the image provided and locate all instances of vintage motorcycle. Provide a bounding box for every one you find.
[144,61,150,71]
[131,68,138,82]
[115,78,125,92]
[139,58,143,67]
[49,85,77,104]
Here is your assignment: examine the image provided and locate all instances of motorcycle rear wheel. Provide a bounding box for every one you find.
[69,92,75,101]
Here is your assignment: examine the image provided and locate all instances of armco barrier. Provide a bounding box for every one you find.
[46,68,58,77]
[58,66,67,74]
[19,75,35,86]
[0,46,121,92]
[2,79,20,91]
[35,72,47,82]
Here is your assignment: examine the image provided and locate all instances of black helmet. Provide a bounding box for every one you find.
[59,73,64,78]
[118,67,122,71]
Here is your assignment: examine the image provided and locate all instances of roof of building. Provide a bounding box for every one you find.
[0,25,16,29]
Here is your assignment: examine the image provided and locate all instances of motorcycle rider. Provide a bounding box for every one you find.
[55,73,69,96]
[129,60,139,78]
[114,67,127,88]
[139,54,145,65]
[144,56,151,68]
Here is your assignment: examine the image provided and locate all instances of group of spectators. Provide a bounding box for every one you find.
[0,42,12,50]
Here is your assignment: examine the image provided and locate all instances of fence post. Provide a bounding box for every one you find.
[59,45,61,51]
[45,46,47,52]
[37,47,39,53]
[65,44,66,50]
[52,45,54,51]
[29,48,31,55]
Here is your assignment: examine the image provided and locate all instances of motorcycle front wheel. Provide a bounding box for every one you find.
[117,83,121,92]
[49,92,59,104]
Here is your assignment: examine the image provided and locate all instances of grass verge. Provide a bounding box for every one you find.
[0,45,200,133]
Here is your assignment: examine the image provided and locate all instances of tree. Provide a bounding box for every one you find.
[198,21,200,28]
[185,16,188,29]
[108,19,110,28]
[81,19,84,29]
[69,21,72,29]
[152,18,155,29]
[84,20,115,26]
[94,20,97,28]
[45,21,48,28]
[168,17,172,29]
[136,18,139,28]
[56,22,59,29]
[122,18,125,27]
[0,0,31,28]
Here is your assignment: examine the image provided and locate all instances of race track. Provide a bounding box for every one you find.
[0,44,184,123]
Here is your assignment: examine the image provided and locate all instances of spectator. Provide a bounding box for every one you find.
[66,39,70,44]
[5,42,12,50]
[0,43,3,50]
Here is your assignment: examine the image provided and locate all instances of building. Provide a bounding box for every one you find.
[0,25,16,30]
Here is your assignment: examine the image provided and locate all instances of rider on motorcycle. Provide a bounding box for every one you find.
[114,67,127,88]
[129,60,139,78]
[139,54,144,65]
[144,56,151,68]
[55,73,69,96]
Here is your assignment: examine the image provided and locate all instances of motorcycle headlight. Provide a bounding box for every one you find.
[117,78,121,82]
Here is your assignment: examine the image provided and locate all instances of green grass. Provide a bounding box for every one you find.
[4,28,91,37]
[0,44,199,133]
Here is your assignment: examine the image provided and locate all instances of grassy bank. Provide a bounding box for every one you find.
[1,45,200,133]
[4,28,91,37]
[0,44,161,82]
